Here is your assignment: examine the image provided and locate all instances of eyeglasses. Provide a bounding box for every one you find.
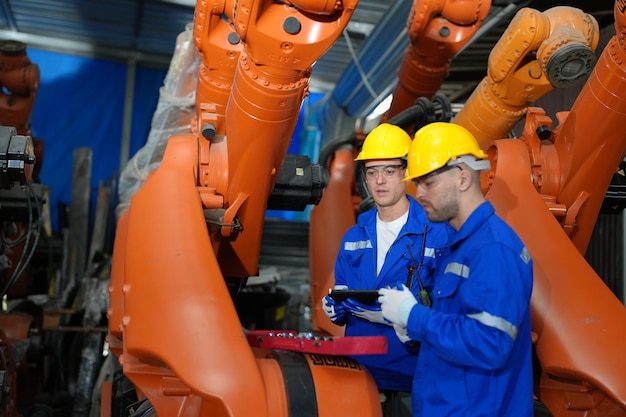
[412,164,462,189]
[364,164,405,180]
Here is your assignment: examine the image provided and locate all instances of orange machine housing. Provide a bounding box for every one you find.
[106,0,384,416]
[479,4,626,408]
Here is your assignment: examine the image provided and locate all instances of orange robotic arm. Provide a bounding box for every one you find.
[478,2,626,415]
[0,40,40,137]
[194,0,360,278]
[385,0,491,119]
[106,0,386,416]
[454,6,599,148]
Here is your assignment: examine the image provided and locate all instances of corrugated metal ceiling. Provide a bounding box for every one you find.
[0,0,194,68]
[0,0,616,105]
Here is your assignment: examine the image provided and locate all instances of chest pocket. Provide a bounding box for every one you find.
[344,249,365,269]
[432,272,464,311]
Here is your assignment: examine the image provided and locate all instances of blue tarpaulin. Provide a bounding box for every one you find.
[29,48,165,234]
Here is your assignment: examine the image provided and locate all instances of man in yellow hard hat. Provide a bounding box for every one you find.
[322,123,447,417]
[378,122,534,416]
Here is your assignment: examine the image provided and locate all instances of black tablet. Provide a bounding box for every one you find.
[328,289,380,305]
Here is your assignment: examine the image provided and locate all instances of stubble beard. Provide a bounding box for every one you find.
[426,188,458,224]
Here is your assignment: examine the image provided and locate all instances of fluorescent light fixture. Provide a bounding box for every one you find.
[366,94,392,120]
[157,0,196,7]
[346,21,376,37]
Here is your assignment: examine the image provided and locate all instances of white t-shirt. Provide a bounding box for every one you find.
[376,210,408,275]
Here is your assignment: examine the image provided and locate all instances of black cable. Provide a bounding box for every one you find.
[0,183,43,299]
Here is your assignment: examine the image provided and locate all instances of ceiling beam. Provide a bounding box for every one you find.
[0,29,172,69]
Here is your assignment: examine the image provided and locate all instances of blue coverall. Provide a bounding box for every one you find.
[405,201,534,416]
[334,195,448,392]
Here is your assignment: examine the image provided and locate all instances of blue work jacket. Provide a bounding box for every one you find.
[334,195,448,392]
[406,202,534,416]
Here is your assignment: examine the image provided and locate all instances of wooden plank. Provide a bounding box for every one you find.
[67,147,92,296]
[87,181,110,273]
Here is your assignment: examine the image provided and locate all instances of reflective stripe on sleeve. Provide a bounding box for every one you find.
[344,240,372,251]
[520,247,531,264]
[467,311,518,340]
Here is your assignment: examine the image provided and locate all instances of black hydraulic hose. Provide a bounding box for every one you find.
[388,93,453,132]
[317,132,357,170]
[431,92,453,122]
[356,158,375,213]
[316,131,358,195]
[318,93,452,170]
[387,97,434,130]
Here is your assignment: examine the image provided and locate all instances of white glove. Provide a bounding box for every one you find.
[378,284,418,327]
[393,323,411,344]
[344,299,391,326]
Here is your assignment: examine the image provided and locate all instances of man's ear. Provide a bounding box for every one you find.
[457,168,473,192]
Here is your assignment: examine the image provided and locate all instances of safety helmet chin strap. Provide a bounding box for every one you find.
[447,154,491,172]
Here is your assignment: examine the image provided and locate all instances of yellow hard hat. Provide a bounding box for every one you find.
[354,123,412,161]
[404,122,488,181]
